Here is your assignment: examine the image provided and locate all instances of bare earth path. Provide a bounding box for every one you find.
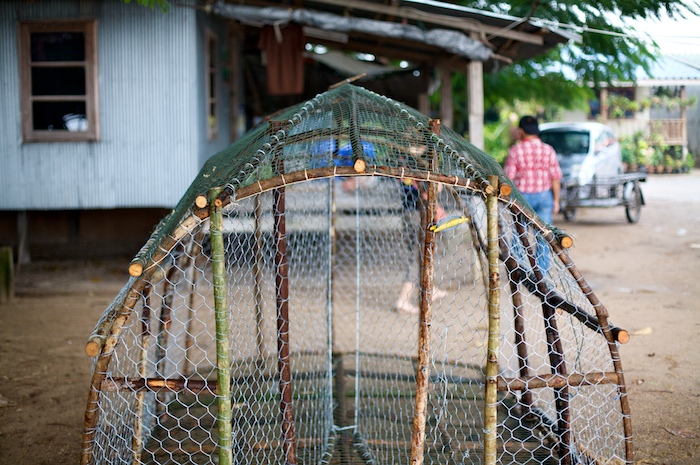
[1,171,699,465]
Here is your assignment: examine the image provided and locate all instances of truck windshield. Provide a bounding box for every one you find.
[540,131,590,156]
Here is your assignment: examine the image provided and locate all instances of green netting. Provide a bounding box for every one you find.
[133,84,555,271]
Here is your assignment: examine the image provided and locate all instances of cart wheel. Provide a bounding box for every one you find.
[625,183,642,223]
[562,207,577,222]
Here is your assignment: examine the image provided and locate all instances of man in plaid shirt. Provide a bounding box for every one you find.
[504,115,562,224]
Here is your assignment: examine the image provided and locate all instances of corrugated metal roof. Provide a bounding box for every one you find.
[636,55,700,82]
[668,54,700,72]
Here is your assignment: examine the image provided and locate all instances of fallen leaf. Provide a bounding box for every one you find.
[0,393,15,408]
[662,427,698,439]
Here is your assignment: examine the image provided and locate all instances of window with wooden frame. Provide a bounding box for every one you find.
[18,21,99,142]
[205,29,218,141]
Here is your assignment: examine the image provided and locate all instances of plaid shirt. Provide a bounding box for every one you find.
[504,138,562,193]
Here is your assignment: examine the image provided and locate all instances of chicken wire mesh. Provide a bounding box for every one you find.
[82,84,632,465]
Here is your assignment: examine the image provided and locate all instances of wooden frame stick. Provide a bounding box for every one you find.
[514,218,571,465]
[81,277,149,465]
[154,262,180,416]
[409,119,440,465]
[271,120,298,465]
[182,233,205,377]
[253,194,267,367]
[547,234,634,463]
[507,276,534,411]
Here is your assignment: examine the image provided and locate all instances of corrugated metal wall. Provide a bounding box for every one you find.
[0,0,230,210]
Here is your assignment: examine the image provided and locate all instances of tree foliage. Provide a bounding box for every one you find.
[122,0,170,13]
[470,0,700,110]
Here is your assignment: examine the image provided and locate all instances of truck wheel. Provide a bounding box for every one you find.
[562,207,577,222]
[625,183,642,223]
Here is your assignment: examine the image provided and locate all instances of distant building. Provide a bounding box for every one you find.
[559,55,700,163]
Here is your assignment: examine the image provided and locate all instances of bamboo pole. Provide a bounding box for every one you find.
[271,120,297,465]
[409,119,440,465]
[483,175,501,465]
[209,186,233,465]
[132,285,152,465]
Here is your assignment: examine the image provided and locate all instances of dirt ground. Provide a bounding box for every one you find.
[1,171,699,465]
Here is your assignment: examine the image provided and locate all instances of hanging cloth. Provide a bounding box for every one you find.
[258,23,305,95]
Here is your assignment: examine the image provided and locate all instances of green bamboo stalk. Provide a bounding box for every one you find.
[209,186,233,465]
[132,285,152,465]
[483,175,501,465]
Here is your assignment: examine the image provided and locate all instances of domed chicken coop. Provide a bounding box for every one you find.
[81,84,632,465]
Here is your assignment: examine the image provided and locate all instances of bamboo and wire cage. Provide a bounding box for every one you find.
[81,84,632,465]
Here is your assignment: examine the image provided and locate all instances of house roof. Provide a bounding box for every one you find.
[215,0,578,72]
[635,55,700,86]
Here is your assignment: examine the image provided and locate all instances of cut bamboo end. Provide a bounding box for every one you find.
[616,329,630,344]
[353,158,366,173]
[195,195,208,209]
[560,235,574,249]
[499,184,512,197]
[85,338,102,357]
[128,262,143,277]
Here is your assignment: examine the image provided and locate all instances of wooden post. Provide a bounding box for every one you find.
[439,67,453,130]
[209,186,233,465]
[0,246,14,304]
[409,119,440,465]
[16,211,30,269]
[272,120,297,465]
[483,175,501,465]
[600,88,609,123]
[680,86,688,161]
[467,39,485,150]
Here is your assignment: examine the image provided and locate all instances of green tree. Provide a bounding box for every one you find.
[122,0,169,12]
[471,0,699,109]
